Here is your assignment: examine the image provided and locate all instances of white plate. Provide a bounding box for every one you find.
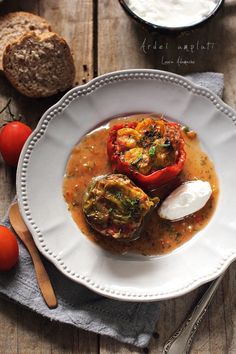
[17,69,236,301]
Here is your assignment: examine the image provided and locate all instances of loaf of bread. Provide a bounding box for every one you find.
[3,32,76,98]
[0,11,51,70]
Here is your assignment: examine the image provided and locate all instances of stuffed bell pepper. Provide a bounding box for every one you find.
[83,174,159,240]
[107,117,186,190]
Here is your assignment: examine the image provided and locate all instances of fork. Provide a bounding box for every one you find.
[162,273,224,354]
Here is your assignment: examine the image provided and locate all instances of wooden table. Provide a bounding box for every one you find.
[0,1,236,353]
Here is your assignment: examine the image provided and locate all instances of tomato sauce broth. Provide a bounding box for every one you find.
[63,114,219,255]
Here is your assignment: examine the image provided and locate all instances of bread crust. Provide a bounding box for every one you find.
[0,11,51,70]
[3,32,75,98]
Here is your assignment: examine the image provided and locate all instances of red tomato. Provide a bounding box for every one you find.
[0,226,19,271]
[0,121,32,167]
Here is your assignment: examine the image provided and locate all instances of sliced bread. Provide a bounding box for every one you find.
[0,11,51,70]
[3,32,76,98]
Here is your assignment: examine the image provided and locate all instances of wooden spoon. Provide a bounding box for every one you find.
[9,202,58,309]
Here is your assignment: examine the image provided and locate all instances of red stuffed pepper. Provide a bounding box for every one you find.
[107,117,186,191]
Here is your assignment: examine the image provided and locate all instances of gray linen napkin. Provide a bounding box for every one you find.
[0,72,224,348]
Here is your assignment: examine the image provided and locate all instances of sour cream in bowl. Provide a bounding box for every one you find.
[120,0,224,32]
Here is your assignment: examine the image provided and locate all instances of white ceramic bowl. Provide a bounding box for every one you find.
[17,69,236,301]
[119,0,224,32]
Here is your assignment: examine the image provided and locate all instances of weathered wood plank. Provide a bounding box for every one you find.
[0,3,32,351]
[222,263,236,354]
[39,0,94,85]
[0,298,17,354]
[97,0,149,75]
[78,330,99,354]
[0,0,39,15]
[99,335,140,354]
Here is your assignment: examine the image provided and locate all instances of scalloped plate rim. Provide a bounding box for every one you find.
[16,69,236,301]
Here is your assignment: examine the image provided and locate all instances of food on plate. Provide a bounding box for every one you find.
[0,11,51,71]
[83,174,159,240]
[3,32,75,97]
[0,226,19,271]
[63,113,219,255]
[107,117,186,190]
[0,120,32,166]
[158,180,212,221]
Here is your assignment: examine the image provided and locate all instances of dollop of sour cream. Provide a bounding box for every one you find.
[126,0,219,28]
[158,180,212,221]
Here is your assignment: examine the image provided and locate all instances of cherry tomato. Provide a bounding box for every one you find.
[0,226,19,271]
[0,121,32,167]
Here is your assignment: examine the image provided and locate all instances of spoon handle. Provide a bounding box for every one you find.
[20,230,58,309]
[162,273,224,354]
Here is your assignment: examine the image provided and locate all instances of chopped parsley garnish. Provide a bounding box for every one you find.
[145,125,156,138]
[127,198,140,208]
[148,145,156,157]
[158,139,172,148]
[122,198,140,218]
[131,155,143,166]
[114,191,123,199]
[183,126,190,133]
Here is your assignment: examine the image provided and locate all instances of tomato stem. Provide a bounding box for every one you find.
[0,99,10,113]
[7,100,15,120]
[0,98,22,123]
